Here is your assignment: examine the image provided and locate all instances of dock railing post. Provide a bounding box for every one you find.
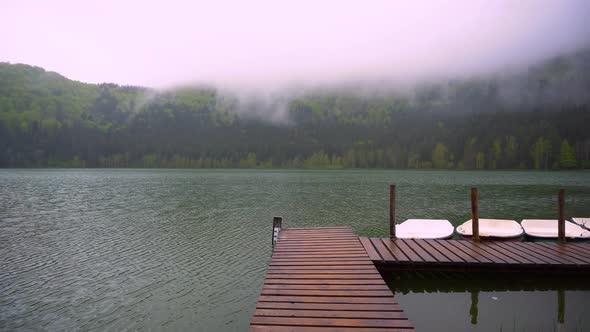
[272,216,282,246]
[390,184,396,240]
[558,189,565,243]
[471,188,480,242]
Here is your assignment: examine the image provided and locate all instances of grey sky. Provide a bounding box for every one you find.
[2,0,589,89]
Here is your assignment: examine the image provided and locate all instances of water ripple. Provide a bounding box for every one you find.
[1,169,589,330]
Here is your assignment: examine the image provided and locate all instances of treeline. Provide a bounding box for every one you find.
[1,48,590,170]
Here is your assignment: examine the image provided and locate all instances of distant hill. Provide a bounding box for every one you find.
[1,48,590,169]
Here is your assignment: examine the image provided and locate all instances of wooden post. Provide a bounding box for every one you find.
[469,289,479,325]
[471,188,480,242]
[557,288,565,324]
[390,184,396,240]
[272,216,282,246]
[558,189,565,243]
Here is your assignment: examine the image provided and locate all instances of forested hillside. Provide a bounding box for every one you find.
[1,48,590,169]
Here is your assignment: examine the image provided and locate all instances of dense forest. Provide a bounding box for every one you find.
[1,48,590,169]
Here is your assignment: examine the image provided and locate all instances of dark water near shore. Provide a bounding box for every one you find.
[1,169,589,330]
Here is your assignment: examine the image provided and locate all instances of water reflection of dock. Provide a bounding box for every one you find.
[385,272,584,331]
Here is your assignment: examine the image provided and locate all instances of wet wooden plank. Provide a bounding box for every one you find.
[256,302,403,311]
[262,284,391,291]
[491,242,547,264]
[380,238,410,262]
[254,309,407,319]
[264,279,386,285]
[273,247,366,252]
[409,239,450,263]
[273,251,368,255]
[271,254,369,259]
[509,242,577,264]
[279,235,359,239]
[470,242,520,264]
[369,238,395,261]
[450,240,494,263]
[250,326,414,332]
[403,240,437,262]
[480,241,534,264]
[265,274,383,279]
[566,243,590,256]
[501,242,561,264]
[250,317,414,329]
[281,227,353,231]
[269,265,376,270]
[260,289,395,297]
[519,243,583,265]
[536,243,590,263]
[391,239,423,262]
[249,325,414,332]
[258,295,396,304]
[269,265,376,273]
[358,237,382,261]
[270,261,374,266]
[435,240,480,263]
[420,239,462,262]
[266,270,380,275]
[274,244,364,249]
[252,227,414,330]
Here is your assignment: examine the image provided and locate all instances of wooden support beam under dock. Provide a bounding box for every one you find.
[249,227,414,331]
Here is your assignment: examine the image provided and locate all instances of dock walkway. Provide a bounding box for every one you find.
[249,227,414,331]
[250,227,590,331]
[360,237,590,273]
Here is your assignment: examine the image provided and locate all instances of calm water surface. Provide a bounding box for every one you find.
[387,273,590,331]
[1,169,589,331]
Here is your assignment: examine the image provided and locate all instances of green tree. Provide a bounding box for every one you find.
[432,143,450,169]
[239,153,257,168]
[490,138,502,169]
[475,152,485,169]
[530,137,552,169]
[463,137,478,169]
[504,136,518,168]
[559,140,577,169]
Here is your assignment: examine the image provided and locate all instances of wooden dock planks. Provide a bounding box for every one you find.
[250,227,414,331]
[251,227,590,330]
[359,237,590,273]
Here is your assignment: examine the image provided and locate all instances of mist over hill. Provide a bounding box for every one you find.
[1,48,589,169]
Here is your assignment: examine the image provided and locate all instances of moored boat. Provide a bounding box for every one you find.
[396,219,455,239]
[521,219,590,242]
[572,217,590,231]
[456,219,524,241]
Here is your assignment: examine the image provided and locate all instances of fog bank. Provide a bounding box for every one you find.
[2,0,589,90]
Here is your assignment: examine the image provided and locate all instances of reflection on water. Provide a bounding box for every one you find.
[386,272,590,331]
[1,169,589,330]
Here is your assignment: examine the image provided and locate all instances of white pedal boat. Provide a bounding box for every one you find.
[456,219,524,241]
[396,219,455,239]
[572,217,590,231]
[521,219,590,241]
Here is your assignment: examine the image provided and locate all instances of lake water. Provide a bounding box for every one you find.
[387,272,590,331]
[1,169,590,330]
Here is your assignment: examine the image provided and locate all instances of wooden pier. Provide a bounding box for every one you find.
[360,237,590,273]
[249,184,590,330]
[249,226,414,331]
[250,225,590,331]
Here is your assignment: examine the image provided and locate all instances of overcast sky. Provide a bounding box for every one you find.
[2,0,589,89]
